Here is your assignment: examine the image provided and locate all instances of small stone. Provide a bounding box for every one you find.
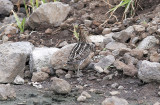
[4,25,18,35]
[110,91,120,96]
[103,74,114,80]
[147,25,158,34]
[112,27,120,32]
[133,25,145,32]
[103,69,110,74]
[130,49,144,59]
[75,85,83,90]
[41,67,51,74]
[2,35,9,43]
[158,92,160,96]
[154,102,160,105]
[118,86,124,90]
[102,96,128,105]
[93,65,104,73]
[150,52,160,62]
[45,28,52,34]
[13,75,24,85]
[102,28,111,35]
[56,69,66,77]
[111,83,119,88]
[51,77,71,94]
[65,73,71,79]
[84,20,92,27]
[81,91,91,98]
[31,82,43,89]
[0,84,16,100]
[77,95,86,102]
[157,29,160,34]
[58,41,68,47]
[31,71,49,82]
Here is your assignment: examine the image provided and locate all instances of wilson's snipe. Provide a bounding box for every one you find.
[67,24,95,76]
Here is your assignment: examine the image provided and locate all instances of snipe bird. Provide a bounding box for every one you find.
[67,24,95,76]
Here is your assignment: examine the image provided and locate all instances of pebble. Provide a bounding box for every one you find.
[112,27,120,32]
[2,35,8,43]
[65,73,71,79]
[158,92,160,96]
[45,28,52,34]
[102,28,111,35]
[84,19,92,27]
[111,83,119,88]
[81,91,91,98]
[118,86,124,90]
[77,95,86,102]
[110,91,120,96]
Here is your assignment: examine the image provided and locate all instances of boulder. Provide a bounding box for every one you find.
[0,0,13,16]
[137,36,158,50]
[26,2,71,29]
[138,60,160,82]
[0,42,34,83]
[112,26,134,43]
[30,47,59,72]
[51,77,71,94]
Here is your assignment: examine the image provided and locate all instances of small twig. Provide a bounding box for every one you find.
[102,0,113,7]
[52,27,61,35]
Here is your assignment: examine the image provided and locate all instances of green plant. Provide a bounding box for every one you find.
[23,0,29,17]
[53,0,60,2]
[41,0,46,3]
[107,0,139,20]
[73,25,79,40]
[12,10,26,33]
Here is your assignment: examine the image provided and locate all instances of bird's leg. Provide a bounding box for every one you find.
[76,60,84,77]
[77,64,80,77]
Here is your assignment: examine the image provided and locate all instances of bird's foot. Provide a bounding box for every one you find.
[76,70,83,77]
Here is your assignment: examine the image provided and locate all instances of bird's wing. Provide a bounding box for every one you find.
[68,42,91,63]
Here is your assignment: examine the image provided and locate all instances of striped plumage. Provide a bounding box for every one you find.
[67,24,95,76]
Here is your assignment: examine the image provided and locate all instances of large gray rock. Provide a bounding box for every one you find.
[30,47,59,72]
[51,43,94,70]
[94,55,115,73]
[137,36,158,50]
[0,0,13,16]
[112,26,134,43]
[0,84,16,101]
[105,42,127,51]
[26,2,71,29]
[51,77,71,94]
[102,96,128,105]
[0,42,34,83]
[138,60,160,82]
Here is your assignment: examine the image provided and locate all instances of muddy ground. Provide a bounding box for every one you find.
[0,71,160,105]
